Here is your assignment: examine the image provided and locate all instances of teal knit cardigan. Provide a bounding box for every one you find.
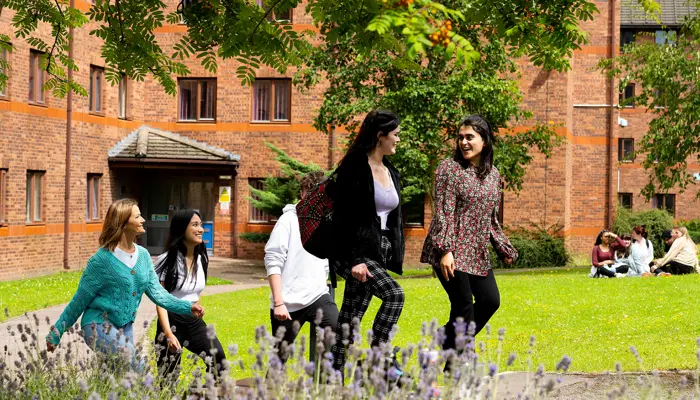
[46,245,193,345]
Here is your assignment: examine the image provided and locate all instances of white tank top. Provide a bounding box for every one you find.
[374,177,399,230]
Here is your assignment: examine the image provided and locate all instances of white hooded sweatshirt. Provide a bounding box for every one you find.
[264,204,329,312]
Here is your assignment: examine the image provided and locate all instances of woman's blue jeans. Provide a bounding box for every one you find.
[82,321,145,371]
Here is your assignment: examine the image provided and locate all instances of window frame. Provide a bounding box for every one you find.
[0,47,8,98]
[255,0,293,22]
[118,73,127,119]
[28,50,46,105]
[178,78,217,122]
[618,192,633,209]
[619,83,635,108]
[404,193,425,227]
[0,169,7,225]
[26,170,45,224]
[617,138,634,162]
[86,174,102,222]
[251,78,292,123]
[248,178,276,224]
[89,65,105,115]
[653,193,676,216]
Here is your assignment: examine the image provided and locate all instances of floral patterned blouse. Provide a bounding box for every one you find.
[421,158,518,276]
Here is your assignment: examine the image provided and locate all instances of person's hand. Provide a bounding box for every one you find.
[351,263,373,282]
[46,341,56,352]
[165,332,182,352]
[608,232,618,239]
[504,257,514,265]
[604,260,615,265]
[191,303,205,318]
[440,252,455,281]
[273,304,291,321]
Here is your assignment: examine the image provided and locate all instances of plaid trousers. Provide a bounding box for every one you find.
[331,234,405,370]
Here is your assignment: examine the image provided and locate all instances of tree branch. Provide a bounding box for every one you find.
[115,0,127,44]
[43,0,66,83]
[250,0,284,42]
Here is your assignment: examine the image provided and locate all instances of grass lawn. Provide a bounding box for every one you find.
[195,268,700,377]
[0,271,232,323]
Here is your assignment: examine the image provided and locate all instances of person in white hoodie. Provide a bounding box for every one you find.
[265,171,339,362]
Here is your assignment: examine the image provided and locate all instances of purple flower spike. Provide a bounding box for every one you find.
[488,362,498,377]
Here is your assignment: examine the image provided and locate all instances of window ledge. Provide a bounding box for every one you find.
[86,220,103,224]
[88,111,106,117]
[25,222,45,226]
[177,120,217,124]
[250,121,292,125]
[0,95,8,102]
[28,102,48,108]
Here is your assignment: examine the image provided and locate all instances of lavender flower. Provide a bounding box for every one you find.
[555,355,572,372]
[78,378,89,392]
[488,362,498,377]
[206,325,216,340]
[228,344,239,356]
[507,352,517,366]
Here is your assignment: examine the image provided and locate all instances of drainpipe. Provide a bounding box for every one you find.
[329,124,337,169]
[607,0,617,228]
[63,0,74,270]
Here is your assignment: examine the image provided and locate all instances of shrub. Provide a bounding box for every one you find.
[612,207,674,258]
[239,232,271,243]
[490,224,569,269]
[678,219,700,244]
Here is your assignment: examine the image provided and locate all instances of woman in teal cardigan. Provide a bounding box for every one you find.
[45,198,204,370]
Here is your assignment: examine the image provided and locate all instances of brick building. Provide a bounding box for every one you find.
[0,0,698,280]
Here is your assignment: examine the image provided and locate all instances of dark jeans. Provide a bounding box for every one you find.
[155,312,226,378]
[594,265,627,278]
[434,267,500,350]
[270,293,339,363]
[656,260,695,275]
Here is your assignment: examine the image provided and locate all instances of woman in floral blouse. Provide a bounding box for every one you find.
[421,115,518,363]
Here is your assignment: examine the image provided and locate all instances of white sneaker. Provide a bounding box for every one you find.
[615,273,626,278]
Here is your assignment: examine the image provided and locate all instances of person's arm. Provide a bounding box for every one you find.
[489,185,517,263]
[264,217,291,320]
[46,257,105,348]
[430,161,458,257]
[655,238,682,267]
[145,258,200,316]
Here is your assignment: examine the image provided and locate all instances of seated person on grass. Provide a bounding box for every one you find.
[590,230,630,278]
[646,227,699,277]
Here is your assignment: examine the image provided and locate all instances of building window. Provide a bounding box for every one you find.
[404,194,425,227]
[655,30,677,46]
[26,171,44,223]
[28,50,46,104]
[118,74,127,119]
[178,0,194,23]
[618,138,634,162]
[619,83,635,107]
[653,193,676,216]
[89,65,104,113]
[87,174,102,221]
[249,179,275,223]
[0,47,7,97]
[620,29,635,48]
[255,0,293,22]
[0,169,7,224]
[618,193,633,209]
[252,79,291,122]
[178,78,217,121]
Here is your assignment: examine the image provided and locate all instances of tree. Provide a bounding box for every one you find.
[248,142,323,217]
[0,0,599,97]
[600,5,700,199]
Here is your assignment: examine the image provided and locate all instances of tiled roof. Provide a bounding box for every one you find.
[621,0,697,27]
[108,126,240,162]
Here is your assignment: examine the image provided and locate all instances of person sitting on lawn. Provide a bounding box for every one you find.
[646,227,699,276]
[660,229,674,253]
[590,230,630,278]
[265,170,339,363]
[610,233,632,274]
[624,226,653,277]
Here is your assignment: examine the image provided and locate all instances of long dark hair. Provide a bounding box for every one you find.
[155,209,209,293]
[338,110,400,167]
[594,230,609,247]
[453,115,495,179]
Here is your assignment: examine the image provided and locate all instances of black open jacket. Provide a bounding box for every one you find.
[330,152,405,275]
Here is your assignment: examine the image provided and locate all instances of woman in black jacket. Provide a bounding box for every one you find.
[330,110,406,372]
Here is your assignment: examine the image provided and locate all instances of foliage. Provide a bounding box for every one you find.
[489,224,569,269]
[599,1,700,199]
[247,142,323,218]
[238,232,271,243]
[612,207,674,258]
[296,7,568,202]
[0,0,608,98]
[678,219,700,244]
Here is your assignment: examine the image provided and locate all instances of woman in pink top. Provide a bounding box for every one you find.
[590,230,629,278]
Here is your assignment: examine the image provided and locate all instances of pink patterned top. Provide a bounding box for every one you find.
[421,159,518,276]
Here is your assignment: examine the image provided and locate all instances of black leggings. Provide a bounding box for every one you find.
[594,264,628,278]
[155,312,226,378]
[434,267,500,350]
[655,261,695,275]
